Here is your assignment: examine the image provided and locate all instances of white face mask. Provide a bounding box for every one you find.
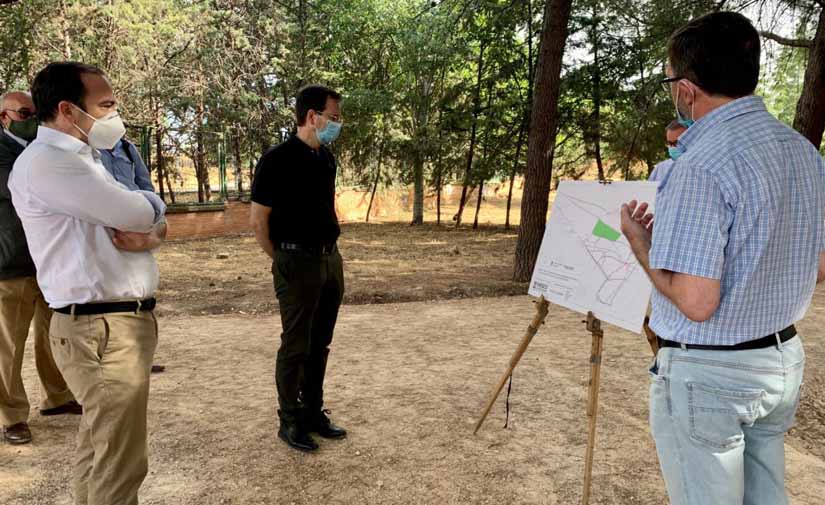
[72,104,126,150]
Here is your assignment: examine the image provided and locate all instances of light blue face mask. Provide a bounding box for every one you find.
[315,118,342,146]
[674,83,695,128]
[668,146,683,160]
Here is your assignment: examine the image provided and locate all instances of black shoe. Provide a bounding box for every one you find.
[151,364,166,373]
[4,422,32,444]
[278,423,319,452]
[309,410,347,439]
[40,400,82,416]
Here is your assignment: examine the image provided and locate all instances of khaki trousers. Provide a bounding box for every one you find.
[50,310,158,505]
[0,276,74,426]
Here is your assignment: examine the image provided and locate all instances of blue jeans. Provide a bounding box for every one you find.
[649,336,805,505]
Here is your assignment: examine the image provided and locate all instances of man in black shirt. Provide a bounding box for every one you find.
[250,84,346,452]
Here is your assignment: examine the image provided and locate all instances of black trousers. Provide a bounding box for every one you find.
[272,249,344,424]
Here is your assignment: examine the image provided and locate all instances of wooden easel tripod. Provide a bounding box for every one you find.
[472,299,612,505]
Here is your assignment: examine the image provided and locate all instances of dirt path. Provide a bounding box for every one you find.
[3,296,824,504]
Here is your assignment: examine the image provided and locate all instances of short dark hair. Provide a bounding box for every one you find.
[295,84,341,126]
[668,12,760,98]
[31,61,105,122]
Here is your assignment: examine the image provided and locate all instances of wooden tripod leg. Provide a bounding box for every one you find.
[581,312,604,505]
[473,296,550,435]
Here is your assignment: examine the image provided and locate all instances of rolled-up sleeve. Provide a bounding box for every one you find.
[28,152,157,232]
[649,163,731,280]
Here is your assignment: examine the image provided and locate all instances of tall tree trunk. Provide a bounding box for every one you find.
[233,130,243,194]
[506,120,527,230]
[165,170,176,204]
[155,126,165,201]
[195,104,212,203]
[411,152,425,225]
[506,0,535,231]
[436,170,443,225]
[473,179,484,229]
[513,0,574,282]
[456,40,487,228]
[366,135,387,223]
[590,5,605,181]
[58,0,72,59]
[793,7,825,149]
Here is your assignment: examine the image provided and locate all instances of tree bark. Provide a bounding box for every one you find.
[456,40,487,228]
[506,120,527,230]
[411,153,425,225]
[233,130,243,194]
[155,126,165,201]
[366,135,387,223]
[472,178,484,229]
[513,0,574,282]
[793,7,825,149]
[590,7,605,181]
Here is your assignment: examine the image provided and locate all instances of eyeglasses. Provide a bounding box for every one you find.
[314,109,342,123]
[659,76,684,94]
[2,108,35,120]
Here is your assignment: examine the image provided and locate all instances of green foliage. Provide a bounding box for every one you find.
[0,0,818,200]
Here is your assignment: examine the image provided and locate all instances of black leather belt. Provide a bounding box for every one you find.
[55,298,157,316]
[277,242,337,255]
[658,325,797,351]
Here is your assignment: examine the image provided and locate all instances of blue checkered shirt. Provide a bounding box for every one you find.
[648,96,825,345]
[649,159,675,192]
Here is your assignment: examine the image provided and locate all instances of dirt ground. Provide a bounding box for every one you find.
[2,224,825,505]
[153,223,527,317]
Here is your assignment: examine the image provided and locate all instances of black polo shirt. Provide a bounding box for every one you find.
[251,135,340,246]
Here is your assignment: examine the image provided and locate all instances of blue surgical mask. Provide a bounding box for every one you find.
[676,116,694,128]
[316,119,342,146]
[674,84,695,128]
[668,146,683,160]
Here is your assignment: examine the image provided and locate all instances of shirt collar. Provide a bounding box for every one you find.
[677,95,766,151]
[291,134,325,155]
[3,128,28,147]
[34,125,95,156]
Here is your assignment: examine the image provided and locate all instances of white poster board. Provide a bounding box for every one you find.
[528,181,658,333]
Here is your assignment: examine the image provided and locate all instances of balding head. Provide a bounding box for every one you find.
[665,120,687,148]
[0,91,36,130]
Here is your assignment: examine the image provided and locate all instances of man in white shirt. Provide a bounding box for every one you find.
[0,91,79,446]
[9,62,167,505]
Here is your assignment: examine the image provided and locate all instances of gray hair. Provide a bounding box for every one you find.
[0,91,32,110]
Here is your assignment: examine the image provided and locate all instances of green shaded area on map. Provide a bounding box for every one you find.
[592,219,621,241]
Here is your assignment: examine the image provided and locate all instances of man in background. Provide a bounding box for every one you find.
[250,84,347,452]
[100,136,154,191]
[648,120,688,190]
[100,135,166,374]
[0,91,79,445]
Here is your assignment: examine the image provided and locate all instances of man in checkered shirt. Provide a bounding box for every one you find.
[621,12,825,505]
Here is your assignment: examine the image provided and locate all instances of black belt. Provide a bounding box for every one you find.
[658,325,796,351]
[55,298,157,316]
[277,242,337,255]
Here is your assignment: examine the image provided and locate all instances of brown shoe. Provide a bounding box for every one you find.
[4,422,32,445]
[40,400,82,416]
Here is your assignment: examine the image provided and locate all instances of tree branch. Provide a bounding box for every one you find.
[759,30,812,48]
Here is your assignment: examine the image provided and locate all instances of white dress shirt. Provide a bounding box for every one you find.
[8,126,166,308]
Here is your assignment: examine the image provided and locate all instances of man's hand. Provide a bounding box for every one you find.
[250,202,276,260]
[620,200,654,261]
[112,228,163,252]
